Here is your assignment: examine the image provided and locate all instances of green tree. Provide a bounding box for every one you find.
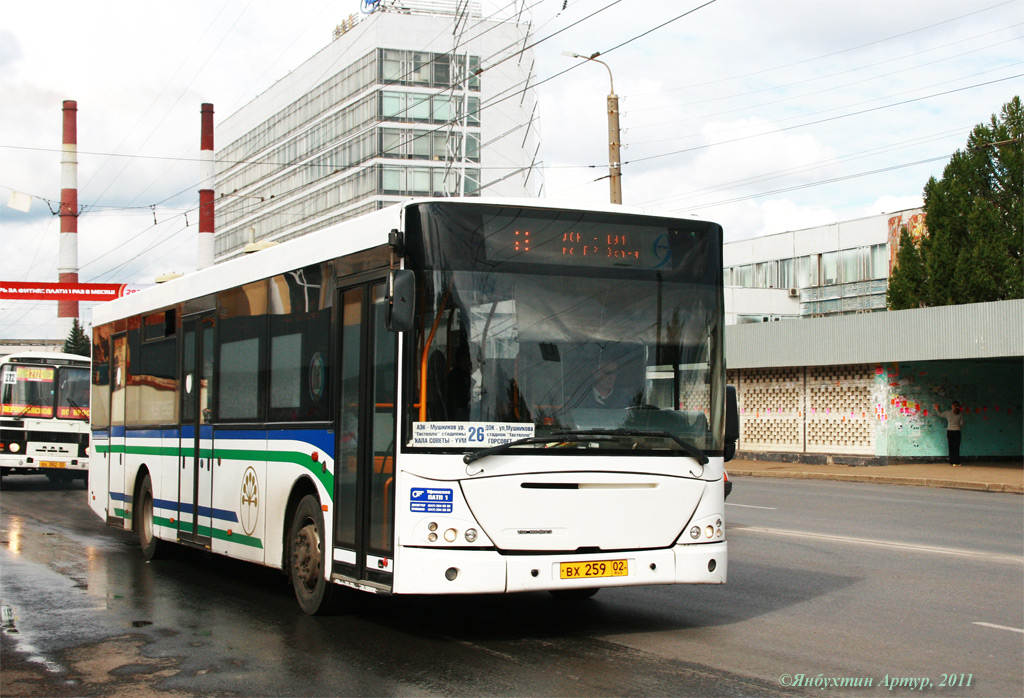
[886,227,927,309]
[63,318,90,357]
[887,96,1023,309]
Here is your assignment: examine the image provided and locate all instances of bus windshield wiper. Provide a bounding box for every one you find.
[463,434,589,465]
[462,428,708,466]
[11,404,38,419]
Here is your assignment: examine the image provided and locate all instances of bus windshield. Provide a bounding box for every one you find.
[1,363,90,421]
[404,202,724,456]
[1,363,56,418]
[56,366,90,421]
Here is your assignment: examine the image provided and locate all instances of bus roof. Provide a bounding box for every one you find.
[1,351,90,366]
[92,197,710,326]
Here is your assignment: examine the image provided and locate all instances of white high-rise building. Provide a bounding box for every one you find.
[214,0,543,261]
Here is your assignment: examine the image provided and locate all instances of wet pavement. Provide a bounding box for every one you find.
[2,465,1021,696]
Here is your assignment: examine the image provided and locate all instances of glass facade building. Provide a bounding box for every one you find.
[214,3,542,261]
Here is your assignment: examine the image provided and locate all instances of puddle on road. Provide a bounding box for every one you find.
[1,630,217,698]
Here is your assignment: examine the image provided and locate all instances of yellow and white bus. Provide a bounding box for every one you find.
[1,351,91,484]
[88,198,736,614]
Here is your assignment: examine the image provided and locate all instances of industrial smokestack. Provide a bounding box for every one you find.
[58,100,79,339]
[198,103,214,270]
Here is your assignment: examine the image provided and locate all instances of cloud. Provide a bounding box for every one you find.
[0,30,21,71]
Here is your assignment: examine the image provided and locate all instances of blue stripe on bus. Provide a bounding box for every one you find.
[158,500,239,523]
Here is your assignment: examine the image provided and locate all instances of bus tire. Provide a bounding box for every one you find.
[137,473,168,560]
[549,588,599,601]
[289,494,344,615]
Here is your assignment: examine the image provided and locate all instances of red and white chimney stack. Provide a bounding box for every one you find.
[58,100,79,338]
[198,103,214,269]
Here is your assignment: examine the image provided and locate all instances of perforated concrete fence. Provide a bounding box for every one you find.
[729,364,876,456]
[805,364,875,455]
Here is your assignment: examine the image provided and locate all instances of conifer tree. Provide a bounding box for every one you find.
[63,318,90,357]
[887,96,1022,308]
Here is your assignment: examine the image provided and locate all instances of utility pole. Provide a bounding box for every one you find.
[563,51,622,204]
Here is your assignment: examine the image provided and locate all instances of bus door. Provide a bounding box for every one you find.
[333,281,397,587]
[108,333,127,525]
[179,313,215,546]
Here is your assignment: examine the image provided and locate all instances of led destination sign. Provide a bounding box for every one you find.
[481,212,682,270]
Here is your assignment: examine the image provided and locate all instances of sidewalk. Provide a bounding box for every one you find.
[727,458,1024,494]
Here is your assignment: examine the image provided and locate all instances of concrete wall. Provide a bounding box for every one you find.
[876,359,1023,459]
[729,358,1023,462]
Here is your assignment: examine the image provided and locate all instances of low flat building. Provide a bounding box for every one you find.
[723,208,924,320]
[725,299,1024,463]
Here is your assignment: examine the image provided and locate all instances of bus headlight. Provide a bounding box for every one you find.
[690,526,700,539]
[465,528,478,543]
[443,528,458,543]
[9,443,19,453]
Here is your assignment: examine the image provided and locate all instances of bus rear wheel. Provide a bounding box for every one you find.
[137,473,168,560]
[289,494,344,615]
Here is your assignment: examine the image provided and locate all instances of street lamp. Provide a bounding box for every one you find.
[563,51,622,204]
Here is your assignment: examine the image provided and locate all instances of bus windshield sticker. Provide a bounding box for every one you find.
[411,422,535,448]
[410,487,453,513]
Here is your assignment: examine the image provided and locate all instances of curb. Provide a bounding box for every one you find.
[727,469,1024,494]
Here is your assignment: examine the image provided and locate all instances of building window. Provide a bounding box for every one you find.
[377,49,479,89]
[779,258,794,289]
[821,252,840,285]
[871,243,888,279]
[755,261,777,288]
[797,255,819,288]
[841,248,860,284]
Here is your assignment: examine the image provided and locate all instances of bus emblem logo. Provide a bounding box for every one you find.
[309,352,324,402]
[240,466,259,536]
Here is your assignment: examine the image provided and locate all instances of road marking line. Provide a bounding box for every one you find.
[726,503,777,510]
[973,622,1024,634]
[736,526,1023,565]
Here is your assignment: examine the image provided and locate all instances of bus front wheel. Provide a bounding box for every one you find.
[289,494,344,615]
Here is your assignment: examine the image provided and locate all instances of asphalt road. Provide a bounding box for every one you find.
[1,473,1021,697]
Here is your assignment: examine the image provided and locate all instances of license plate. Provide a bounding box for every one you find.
[40,461,66,469]
[559,559,628,580]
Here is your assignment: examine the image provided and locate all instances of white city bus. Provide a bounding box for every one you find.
[88,198,736,614]
[1,351,91,484]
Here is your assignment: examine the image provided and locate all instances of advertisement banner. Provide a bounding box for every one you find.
[0,282,148,301]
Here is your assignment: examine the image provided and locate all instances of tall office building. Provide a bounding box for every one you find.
[213,0,543,261]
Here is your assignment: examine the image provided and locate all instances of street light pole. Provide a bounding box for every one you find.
[563,51,622,204]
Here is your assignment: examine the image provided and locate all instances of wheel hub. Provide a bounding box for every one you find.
[294,524,321,588]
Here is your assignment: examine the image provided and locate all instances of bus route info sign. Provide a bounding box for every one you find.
[411,422,535,448]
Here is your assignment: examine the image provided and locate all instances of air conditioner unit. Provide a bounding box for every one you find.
[788,288,799,297]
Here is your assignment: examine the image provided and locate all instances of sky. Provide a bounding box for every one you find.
[1,0,1021,340]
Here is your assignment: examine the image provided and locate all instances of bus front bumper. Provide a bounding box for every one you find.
[393,542,727,595]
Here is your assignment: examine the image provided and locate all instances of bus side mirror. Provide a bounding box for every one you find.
[386,269,415,332]
[724,384,739,462]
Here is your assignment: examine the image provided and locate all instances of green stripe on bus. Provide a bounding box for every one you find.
[155,515,263,549]
[92,442,333,493]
